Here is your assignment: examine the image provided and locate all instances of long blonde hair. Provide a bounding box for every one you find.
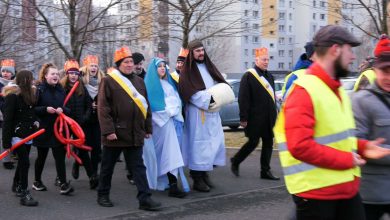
[80,65,105,85]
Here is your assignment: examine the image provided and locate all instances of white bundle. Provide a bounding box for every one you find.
[207,83,235,112]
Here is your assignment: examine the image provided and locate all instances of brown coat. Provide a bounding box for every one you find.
[97,72,152,147]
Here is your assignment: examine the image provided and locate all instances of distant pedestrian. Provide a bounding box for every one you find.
[230,47,279,180]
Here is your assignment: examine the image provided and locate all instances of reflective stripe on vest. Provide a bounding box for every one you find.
[274,73,360,194]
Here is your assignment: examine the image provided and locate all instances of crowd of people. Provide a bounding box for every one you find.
[1,24,390,219]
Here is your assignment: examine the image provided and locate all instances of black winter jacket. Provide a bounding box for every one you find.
[64,85,92,126]
[2,85,38,149]
[33,82,70,148]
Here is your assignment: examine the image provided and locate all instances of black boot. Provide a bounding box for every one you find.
[15,184,24,197]
[89,174,99,190]
[72,162,79,180]
[20,190,38,206]
[190,171,210,192]
[230,157,239,177]
[202,172,215,188]
[139,197,161,211]
[261,170,280,180]
[97,195,113,207]
[168,183,187,198]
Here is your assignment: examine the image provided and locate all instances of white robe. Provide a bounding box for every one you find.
[151,79,185,190]
[181,63,226,171]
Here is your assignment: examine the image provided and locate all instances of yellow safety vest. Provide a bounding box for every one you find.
[353,69,376,91]
[274,74,360,194]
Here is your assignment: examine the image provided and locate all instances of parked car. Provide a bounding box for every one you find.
[220,79,240,129]
[341,77,358,94]
[274,79,285,111]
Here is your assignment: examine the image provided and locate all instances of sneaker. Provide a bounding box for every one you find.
[20,190,38,206]
[15,184,24,197]
[60,182,74,195]
[89,175,99,190]
[3,162,14,170]
[54,176,61,187]
[32,181,47,191]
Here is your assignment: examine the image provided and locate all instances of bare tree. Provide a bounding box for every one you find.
[330,0,389,39]
[158,0,245,48]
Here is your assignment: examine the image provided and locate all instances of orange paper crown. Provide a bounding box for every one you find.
[64,59,80,72]
[1,59,15,67]
[114,46,132,63]
[178,48,189,58]
[83,55,99,66]
[255,47,269,58]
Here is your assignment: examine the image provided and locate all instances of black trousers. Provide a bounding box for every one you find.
[97,146,150,202]
[292,194,365,220]
[75,148,93,177]
[364,203,390,220]
[13,144,31,190]
[34,146,67,184]
[84,121,101,175]
[232,135,274,172]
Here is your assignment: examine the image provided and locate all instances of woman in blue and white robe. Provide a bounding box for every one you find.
[144,58,188,198]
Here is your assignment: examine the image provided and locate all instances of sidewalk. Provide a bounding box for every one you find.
[0,148,289,220]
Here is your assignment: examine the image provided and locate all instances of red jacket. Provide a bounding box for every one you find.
[284,63,367,200]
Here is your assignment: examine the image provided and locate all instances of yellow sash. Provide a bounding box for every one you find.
[247,69,275,102]
[170,72,179,83]
[107,71,147,119]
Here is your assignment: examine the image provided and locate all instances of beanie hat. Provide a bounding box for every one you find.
[132,52,145,65]
[1,59,15,76]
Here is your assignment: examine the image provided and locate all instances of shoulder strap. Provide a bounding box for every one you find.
[367,89,390,111]
[247,68,275,102]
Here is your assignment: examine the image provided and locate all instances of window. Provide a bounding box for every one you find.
[320,14,325,20]
[278,62,285,69]
[253,23,259,30]
[252,36,259,43]
[279,25,285,32]
[252,49,256,55]
[244,35,248,43]
[279,50,285,57]
[196,26,202,32]
[289,13,292,20]
[289,62,292,69]
[253,11,259,17]
[270,43,274,48]
[245,23,249,29]
[289,50,293,57]
[320,1,326,7]
[270,18,274,22]
[279,12,285,20]
[270,56,274,60]
[289,25,292,32]
[313,25,317,32]
[279,37,285,45]
[244,49,249,56]
[313,0,316,7]
[270,5,274,9]
[245,62,248,69]
[289,1,292,7]
[313,13,316,20]
[253,0,258,3]
[270,31,274,35]
[244,10,248,16]
[289,37,293,44]
[280,0,285,7]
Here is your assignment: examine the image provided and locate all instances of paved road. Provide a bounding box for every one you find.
[0,147,294,220]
